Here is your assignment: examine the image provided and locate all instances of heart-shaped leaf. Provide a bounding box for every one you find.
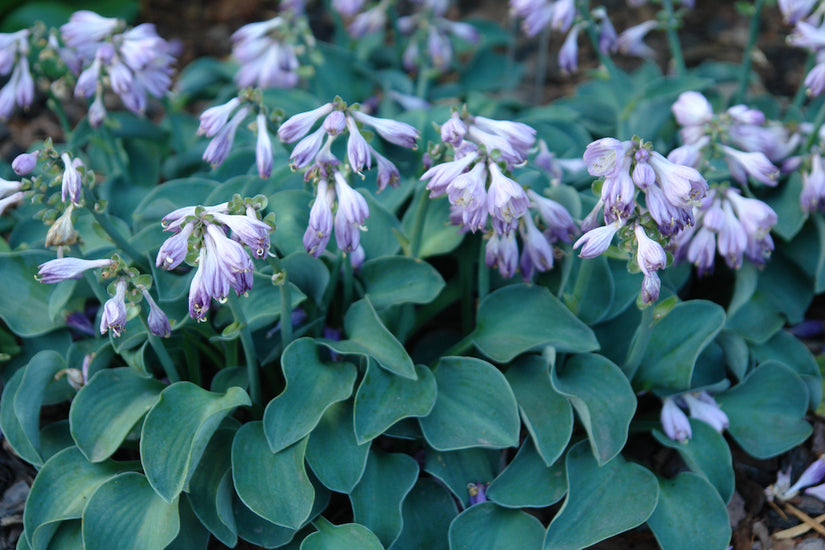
[264,338,357,453]
[301,519,383,550]
[448,502,544,550]
[387,479,457,550]
[419,356,519,451]
[360,256,445,309]
[186,427,238,547]
[306,400,370,494]
[424,448,500,508]
[486,438,566,508]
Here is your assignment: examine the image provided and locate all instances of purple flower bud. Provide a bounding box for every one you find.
[142,288,171,337]
[427,27,452,71]
[616,20,658,58]
[89,92,107,128]
[805,61,825,96]
[559,24,581,73]
[373,148,400,192]
[333,172,369,252]
[640,272,661,304]
[203,106,250,167]
[37,257,113,284]
[100,279,128,336]
[527,189,578,243]
[345,115,372,173]
[660,397,691,441]
[290,126,327,170]
[682,392,729,432]
[351,110,419,149]
[421,152,478,198]
[188,249,211,321]
[647,151,708,207]
[256,113,274,179]
[519,214,555,279]
[322,111,347,136]
[12,150,38,175]
[60,153,82,204]
[278,103,334,143]
[350,244,366,270]
[634,224,667,275]
[486,162,529,234]
[198,97,241,137]
[802,153,825,212]
[156,221,195,269]
[672,91,713,127]
[467,482,488,506]
[686,226,716,276]
[574,220,623,258]
[486,230,518,279]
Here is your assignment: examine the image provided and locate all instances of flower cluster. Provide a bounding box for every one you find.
[278,98,419,259]
[156,197,273,321]
[671,187,777,274]
[669,91,789,186]
[231,2,315,89]
[196,93,276,177]
[58,10,176,126]
[659,391,729,442]
[573,136,708,303]
[782,0,825,96]
[0,29,34,120]
[422,109,577,279]
[0,174,24,216]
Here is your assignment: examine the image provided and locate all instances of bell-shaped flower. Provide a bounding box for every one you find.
[322,111,347,135]
[441,111,467,146]
[574,219,623,258]
[333,172,369,252]
[203,106,251,167]
[721,145,779,186]
[615,20,658,58]
[278,103,334,143]
[303,179,334,257]
[420,152,478,198]
[156,221,195,269]
[37,257,113,284]
[213,212,271,259]
[802,153,825,212]
[660,397,692,442]
[61,153,82,204]
[99,279,128,336]
[188,249,211,321]
[372,148,400,191]
[583,137,631,178]
[558,23,581,73]
[198,97,241,137]
[519,214,555,280]
[682,392,729,432]
[256,112,274,179]
[351,110,419,149]
[686,226,717,276]
[486,162,529,234]
[526,189,578,243]
[634,224,667,275]
[485,230,518,278]
[647,151,708,208]
[346,115,371,173]
[671,91,713,127]
[142,288,171,337]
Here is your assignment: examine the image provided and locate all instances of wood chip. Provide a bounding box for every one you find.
[773,513,825,539]
[777,503,825,539]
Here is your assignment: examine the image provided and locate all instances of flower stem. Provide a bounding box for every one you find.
[442,333,475,358]
[733,0,765,104]
[661,0,686,76]
[47,90,72,139]
[624,304,654,375]
[140,315,180,383]
[534,26,551,104]
[409,186,430,258]
[267,255,293,350]
[477,237,489,304]
[83,187,149,272]
[805,98,825,151]
[227,294,261,409]
[791,53,816,113]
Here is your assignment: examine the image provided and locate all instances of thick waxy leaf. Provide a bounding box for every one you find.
[306,400,370,494]
[24,447,132,550]
[281,252,330,306]
[486,439,566,508]
[0,251,66,337]
[322,298,417,379]
[301,520,383,550]
[647,473,731,550]
[388,479,457,550]
[552,353,635,465]
[653,421,734,503]
[167,497,210,550]
[141,382,251,503]
[424,448,500,507]
[233,495,298,548]
[354,361,436,444]
[724,291,784,344]
[232,422,314,529]
[264,338,357,453]
[82,472,180,550]
[360,256,445,309]
[400,193,465,258]
[46,520,82,549]
[419,357,520,451]
[717,361,812,459]
[70,368,165,462]
[505,354,572,466]
[448,502,544,550]
[2,351,67,467]
[635,300,726,391]
[132,177,217,224]
[752,330,822,410]
[187,427,238,547]
[350,451,419,547]
[564,255,615,325]
[472,284,598,362]
[544,441,658,550]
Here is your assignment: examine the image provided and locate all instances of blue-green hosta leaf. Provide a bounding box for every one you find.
[281,252,330,307]
[186,427,238,547]
[653,420,734,503]
[322,298,417,379]
[132,177,218,224]
[233,495,298,549]
[82,472,180,550]
[388,479,457,550]
[166,497,210,550]
[232,422,314,530]
[647,473,731,550]
[717,361,812,459]
[268,189,315,255]
[300,519,383,550]
[424,448,500,508]
[472,284,598,362]
[486,439,566,508]
[551,353,636,465]
[635,300,726,391]
[0,251,67,337]
[359,189,403,258]
[360,256,445,309]
[3,351,67,467]
[544,441,658,550]
[46,520,82,550]
[350,450,419,547]
[724,291,784,345]
[306,400,370,494]
[354,361,436,444]
[564,255,615,325]
[70,368,165,462]
[448,502,544,550]
[264,338,357,453]
[400,194,465,258]
[141,382,250,503]
[752,330,822,410]
[24,447,133,550]
[419,356,520,451]
[505,354,572,466]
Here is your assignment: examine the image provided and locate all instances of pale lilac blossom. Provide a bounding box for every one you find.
[142,288,171,337]
[37,257,113,284]
[99,279,128,336]
[660,397,692,442]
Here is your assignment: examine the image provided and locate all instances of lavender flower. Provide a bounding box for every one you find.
[802,152,825,212]
[141,288,171,337]
[660,397,692,442]
[467,482,489,506]
[333,172,369,252]
[37,257,113,283]
[766,455,825,501]
[256,113,274,179]
[12,150,38,175]
[574,220,623,258]
[615,21,658,59]
[203,106,251,167]
[60,153,82,204]
[0,29,34,120]
[682,392,729,432]
[100,279,128,336]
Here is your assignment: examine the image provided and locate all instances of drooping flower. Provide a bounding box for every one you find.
[99,279,128,336]
[660,397,692,442]
[37,257,113,284]
[142,288,171,337]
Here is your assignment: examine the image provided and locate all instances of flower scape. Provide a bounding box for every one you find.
[4,1,825,549]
